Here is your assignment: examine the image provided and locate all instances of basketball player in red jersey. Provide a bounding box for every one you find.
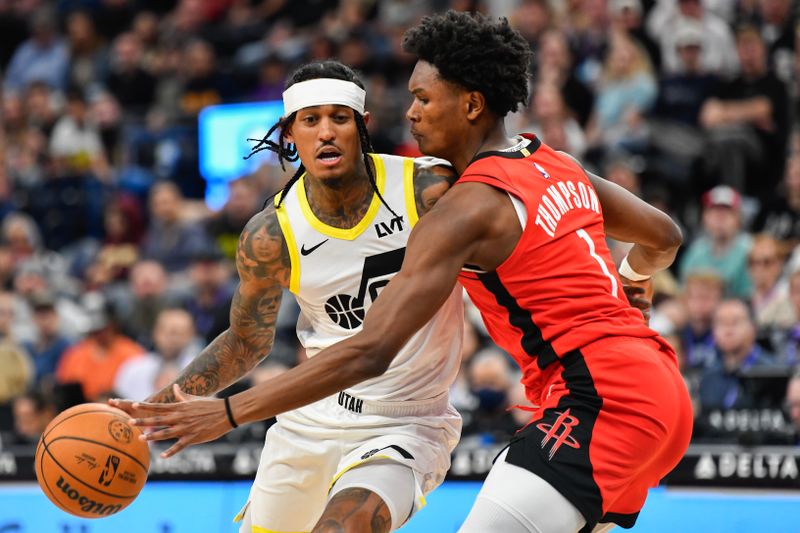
[116,12,691,532]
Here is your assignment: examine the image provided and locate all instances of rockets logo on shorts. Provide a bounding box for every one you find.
[536,409,581,460]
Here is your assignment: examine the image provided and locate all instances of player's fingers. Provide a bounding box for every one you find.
[133,401,177,411]
[108,398,136,413]
[129,415,173,427]
[622,285,645,295]
[161,438,189,458]
[139,426,180,442]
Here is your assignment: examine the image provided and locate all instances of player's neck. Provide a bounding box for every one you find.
[303,161,375,229]
[452,120,516,175]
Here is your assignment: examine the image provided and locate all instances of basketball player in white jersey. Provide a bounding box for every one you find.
[115,61,464,532]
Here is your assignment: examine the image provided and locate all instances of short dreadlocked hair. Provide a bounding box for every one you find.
[246,60,395,215]
[402,10,532,118]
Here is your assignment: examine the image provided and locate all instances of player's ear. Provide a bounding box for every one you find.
[284,119,295,144]
[362,111,370,126]
[465,91,486,121]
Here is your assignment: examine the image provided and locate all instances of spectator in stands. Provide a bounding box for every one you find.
[509,0,552,46]
[23,81,59,137]
[0,169,15,227]
[682,273,725,369]
[748,234,793,331]
[117,260,177,347]
[206,178,261,261]
[778,269,800,364]
[785,369,800,438]
[699,298,777,410]
[114,308,202,400]
[249,54,288,102]
[182,248,234,344]
[609,0,661,71]
[751,0,796,83]
[56,294,144,401]
[85,195,145,288]
[700,26,790,196]
[534,29,594,127]
[516,83,588,159]
[90,91,124,166]
[49,87,110,181]
[13,259,88,339]
[647,21,719,187]
[105,32,157,115]
[586,30,656,156]
[0,341,33,431]
[131,11,160,65]
[605,153,643,196]
[680,185,753,299]
[648,0,738,77]
[3,7,69,93]
[65,10,109,91]
[462,350,518,441]
[0,290,27,345]
[11,388,56,445]
[3,93,26,145]
[753,153,800,248]
[563,0,611,88]
[21,291,72,387]
[141,182,211,273]
[177,39,234,119]
[2,213,46,270]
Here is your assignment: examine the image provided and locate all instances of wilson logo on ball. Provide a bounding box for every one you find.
[56,476,122,516]
[324,248,405,329]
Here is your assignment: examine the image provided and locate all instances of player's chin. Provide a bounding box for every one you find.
[415,136,444,159]
[310,159,347,180]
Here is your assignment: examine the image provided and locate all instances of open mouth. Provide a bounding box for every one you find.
[317,147,342,166]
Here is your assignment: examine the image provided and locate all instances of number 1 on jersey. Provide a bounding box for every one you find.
[576,228,621,299]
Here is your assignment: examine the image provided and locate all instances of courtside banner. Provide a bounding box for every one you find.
[1,441,798,488]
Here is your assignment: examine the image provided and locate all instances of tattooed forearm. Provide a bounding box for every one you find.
[147,207,289,403]
[413,160,457,217]
[312,488,391,533]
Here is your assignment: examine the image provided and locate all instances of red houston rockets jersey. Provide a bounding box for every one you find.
[456,135,660,395]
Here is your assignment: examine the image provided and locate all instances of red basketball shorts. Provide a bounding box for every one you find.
[505,336,693,530]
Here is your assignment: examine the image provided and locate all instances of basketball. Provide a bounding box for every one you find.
[35,403,150,518]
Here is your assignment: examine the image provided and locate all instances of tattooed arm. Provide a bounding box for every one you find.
[147,206,290,403]
[413,157,457,217]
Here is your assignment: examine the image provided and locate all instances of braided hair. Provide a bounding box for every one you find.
[246,61,397,216]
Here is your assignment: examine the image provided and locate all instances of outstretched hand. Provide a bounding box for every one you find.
[109,384,235,458]
[621,278,653,325]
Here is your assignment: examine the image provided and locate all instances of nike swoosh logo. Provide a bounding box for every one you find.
[300,239,329,256]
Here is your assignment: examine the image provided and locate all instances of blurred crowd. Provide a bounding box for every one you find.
[1,0,800,454]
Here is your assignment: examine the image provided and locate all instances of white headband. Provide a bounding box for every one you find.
[282,78,366,116]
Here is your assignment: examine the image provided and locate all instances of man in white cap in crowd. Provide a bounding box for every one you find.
[680,185,753,298]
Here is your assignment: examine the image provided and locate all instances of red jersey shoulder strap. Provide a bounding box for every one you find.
[457,154,524,196]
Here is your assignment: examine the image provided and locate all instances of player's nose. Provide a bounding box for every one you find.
[406,101,419,123]
[318,118,335,141]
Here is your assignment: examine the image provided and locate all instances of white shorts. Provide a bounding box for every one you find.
[235,390,462,532]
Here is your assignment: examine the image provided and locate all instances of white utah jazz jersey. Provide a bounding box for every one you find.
[274,153,463,401]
